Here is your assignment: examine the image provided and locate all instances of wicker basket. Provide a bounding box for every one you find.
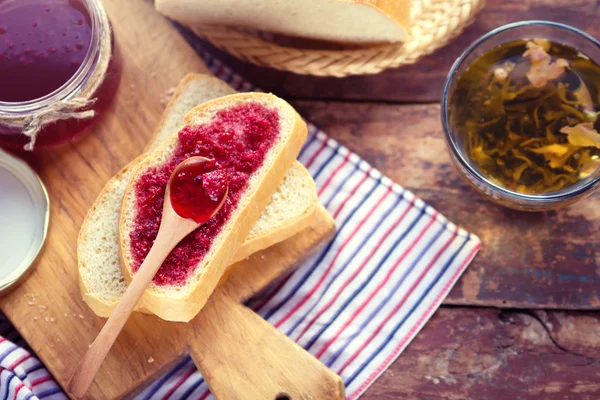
[189,0,485,77]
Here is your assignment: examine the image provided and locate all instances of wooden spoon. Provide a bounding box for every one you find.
[68,156,228,398]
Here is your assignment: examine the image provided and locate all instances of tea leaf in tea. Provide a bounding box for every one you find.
[450,39,600,194]
[561,122,600,148]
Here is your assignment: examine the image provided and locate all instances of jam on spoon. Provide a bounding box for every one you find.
[170,158,229,223]
[69,156,228,397]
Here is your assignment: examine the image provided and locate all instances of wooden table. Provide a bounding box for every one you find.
[4,0,595,398]
[183,0,600,397]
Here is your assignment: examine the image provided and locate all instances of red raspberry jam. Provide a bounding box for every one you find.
[131,103,280,286]
[169,159,229,224]
[0,0,92,102]
[0,0,121,149]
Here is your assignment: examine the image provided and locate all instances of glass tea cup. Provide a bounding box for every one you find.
[441,21,600,211]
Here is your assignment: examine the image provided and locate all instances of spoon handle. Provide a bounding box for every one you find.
[68,228,184,398]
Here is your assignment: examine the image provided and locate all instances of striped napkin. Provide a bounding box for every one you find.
[0,44,480,400]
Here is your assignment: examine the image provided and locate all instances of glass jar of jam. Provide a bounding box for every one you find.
[0,0,121,150]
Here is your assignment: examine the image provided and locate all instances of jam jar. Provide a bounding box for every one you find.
[0,0,121,150]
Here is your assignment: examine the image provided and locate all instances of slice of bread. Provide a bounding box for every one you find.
[78,74,317,318]
[145,75,237,152]
[119,93,307,322]
[156,0,411,43]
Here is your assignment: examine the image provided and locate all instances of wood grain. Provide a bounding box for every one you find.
[191,290,344,400]
[292,100,600,310]
[1,205,335,400]
[3,0,598,397]
[362,307,600,399]
[0,0,342,398]
[189,0,600,102]
[0,0,211,396]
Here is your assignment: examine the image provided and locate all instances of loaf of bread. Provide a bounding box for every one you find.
[155,0,411,43]
[118,93,307,322]
[78,74,317,318]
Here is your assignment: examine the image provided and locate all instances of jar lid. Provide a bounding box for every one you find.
[0,150,49,294]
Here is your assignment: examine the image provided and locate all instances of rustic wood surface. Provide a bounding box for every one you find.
[191,287,344,400]
[0,0,341,399]
[0,199,335,400]
[178,0,600,311]
[362,307,600,399]
[292,101,600,310]
[185,0,600,311]
[184,0,600,397]
[2,0,599,398]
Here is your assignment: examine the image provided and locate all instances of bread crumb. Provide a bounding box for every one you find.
[27,301,35,306]
[50,317,55,323]
[147,357,154,363]
[38,305,47,310]
[160,87,176,106]
[73,313,77,317]
[88,343,92,348]
[78,314,85,319]
[33,316,38,321]
[44,317,49,323]
[64,313,68,317]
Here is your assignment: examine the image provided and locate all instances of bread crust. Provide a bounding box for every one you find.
[77,158,144,317]
[79,196,319,318]
[118,93,307,321]
[79,162,316,318]
[145,73,222,151]
[231,193,316,264]
[156,0,411,43]
[78,75,317,318]
[357,0,412,37]
[78,73,224,317]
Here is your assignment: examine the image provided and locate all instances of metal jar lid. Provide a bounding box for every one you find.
[0,149,49,294]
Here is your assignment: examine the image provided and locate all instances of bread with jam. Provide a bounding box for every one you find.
[78,75,319,320]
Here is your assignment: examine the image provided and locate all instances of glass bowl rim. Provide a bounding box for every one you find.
[441,20,600,203]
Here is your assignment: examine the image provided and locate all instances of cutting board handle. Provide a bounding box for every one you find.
[189,291,345,400]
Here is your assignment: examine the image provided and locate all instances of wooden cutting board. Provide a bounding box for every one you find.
[0,1,343,399]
